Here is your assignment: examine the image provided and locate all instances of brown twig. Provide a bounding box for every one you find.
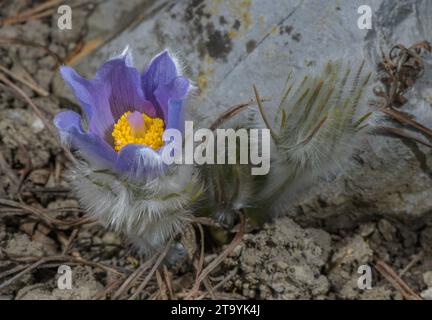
[209,97,271,131]
[0,253,122,291]
[0,73,77,164]
[380,107,432,139]
[0,264,30,281]
[192,216,224,228]
[0,198,95,228]
[187,210,246,299]
[378,126,432,148]
[197,267,238,299]
[1,0,62,25]
[399,252,424,277]
[163,265,175,300]
[128,238,173,300]
[375,259,422,300]
[373,41,432,147]
[194,223,205,284]
[0,151,19,191]
[92,277,124,300]
[0,64,49,96]
[155,270,168,300]
[253,84,277,140]
[61,228,79,255]
[111,254,158,300]
[0,259,48,291]
[6,252,122,273]
[0,0,92,26]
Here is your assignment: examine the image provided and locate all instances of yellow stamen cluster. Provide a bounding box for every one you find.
[112,111,165,151]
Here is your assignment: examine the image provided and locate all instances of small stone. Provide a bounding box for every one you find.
[423,271,432,287]
[92,236,103,245]
[276,261,288,270]
[421,288,432,300]
[101,232,121,246]
[378,220,397,242]
[270,282,285,293]
[359,223,375,237]
[28,169,50,185]
[78,230,92,239]
[31,117,45,133]
[231,244,243,257]
[47,199,79,210]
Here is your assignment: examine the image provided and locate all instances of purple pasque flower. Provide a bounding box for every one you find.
[54,49,190,179]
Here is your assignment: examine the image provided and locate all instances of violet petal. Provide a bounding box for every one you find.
[60,66,115,142]
[141,50,179,119]
[114,144,165,180]
[96,57,156,120]
[155,76,189,126]
[54,111,117,169]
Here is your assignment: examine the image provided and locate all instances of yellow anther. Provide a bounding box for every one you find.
[112,111,165,151]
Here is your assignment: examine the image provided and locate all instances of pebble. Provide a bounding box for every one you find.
[102,232,121,246]
[421,288,432,300]
[423,271,432,287]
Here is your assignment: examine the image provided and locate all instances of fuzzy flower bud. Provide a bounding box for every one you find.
[54,49,203,254]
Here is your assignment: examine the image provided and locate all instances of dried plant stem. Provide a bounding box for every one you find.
[112,254,158,299]
[253,84,277,140]
[381,107,432,139]
[187,210,246,299]
[1,0,61,25]
[0,198,95,228]
[61,228,79,255]
[374,41,432,148]
[92,277,124,300]
[197,267,238,299]
[379,126,432,148]
[194,223,205,284]
[209,97,270,131]
[0,258,50,291]
[19,0,61,16]
[0,151,19,190]
[297,115,328,146]
[0,73,77,164]
[399,252,424,277]
[163,265,175,300]
[0,264,29,281]
[0,64,49,96]
[0,254,122,291]
[375,259,422,300]
[128,238,173,300]
[155,270,168,300]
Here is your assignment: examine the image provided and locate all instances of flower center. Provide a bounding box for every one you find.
[112,111,165,151]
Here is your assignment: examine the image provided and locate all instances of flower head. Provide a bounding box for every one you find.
[54,49,190,179]
[54,49,201,255]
